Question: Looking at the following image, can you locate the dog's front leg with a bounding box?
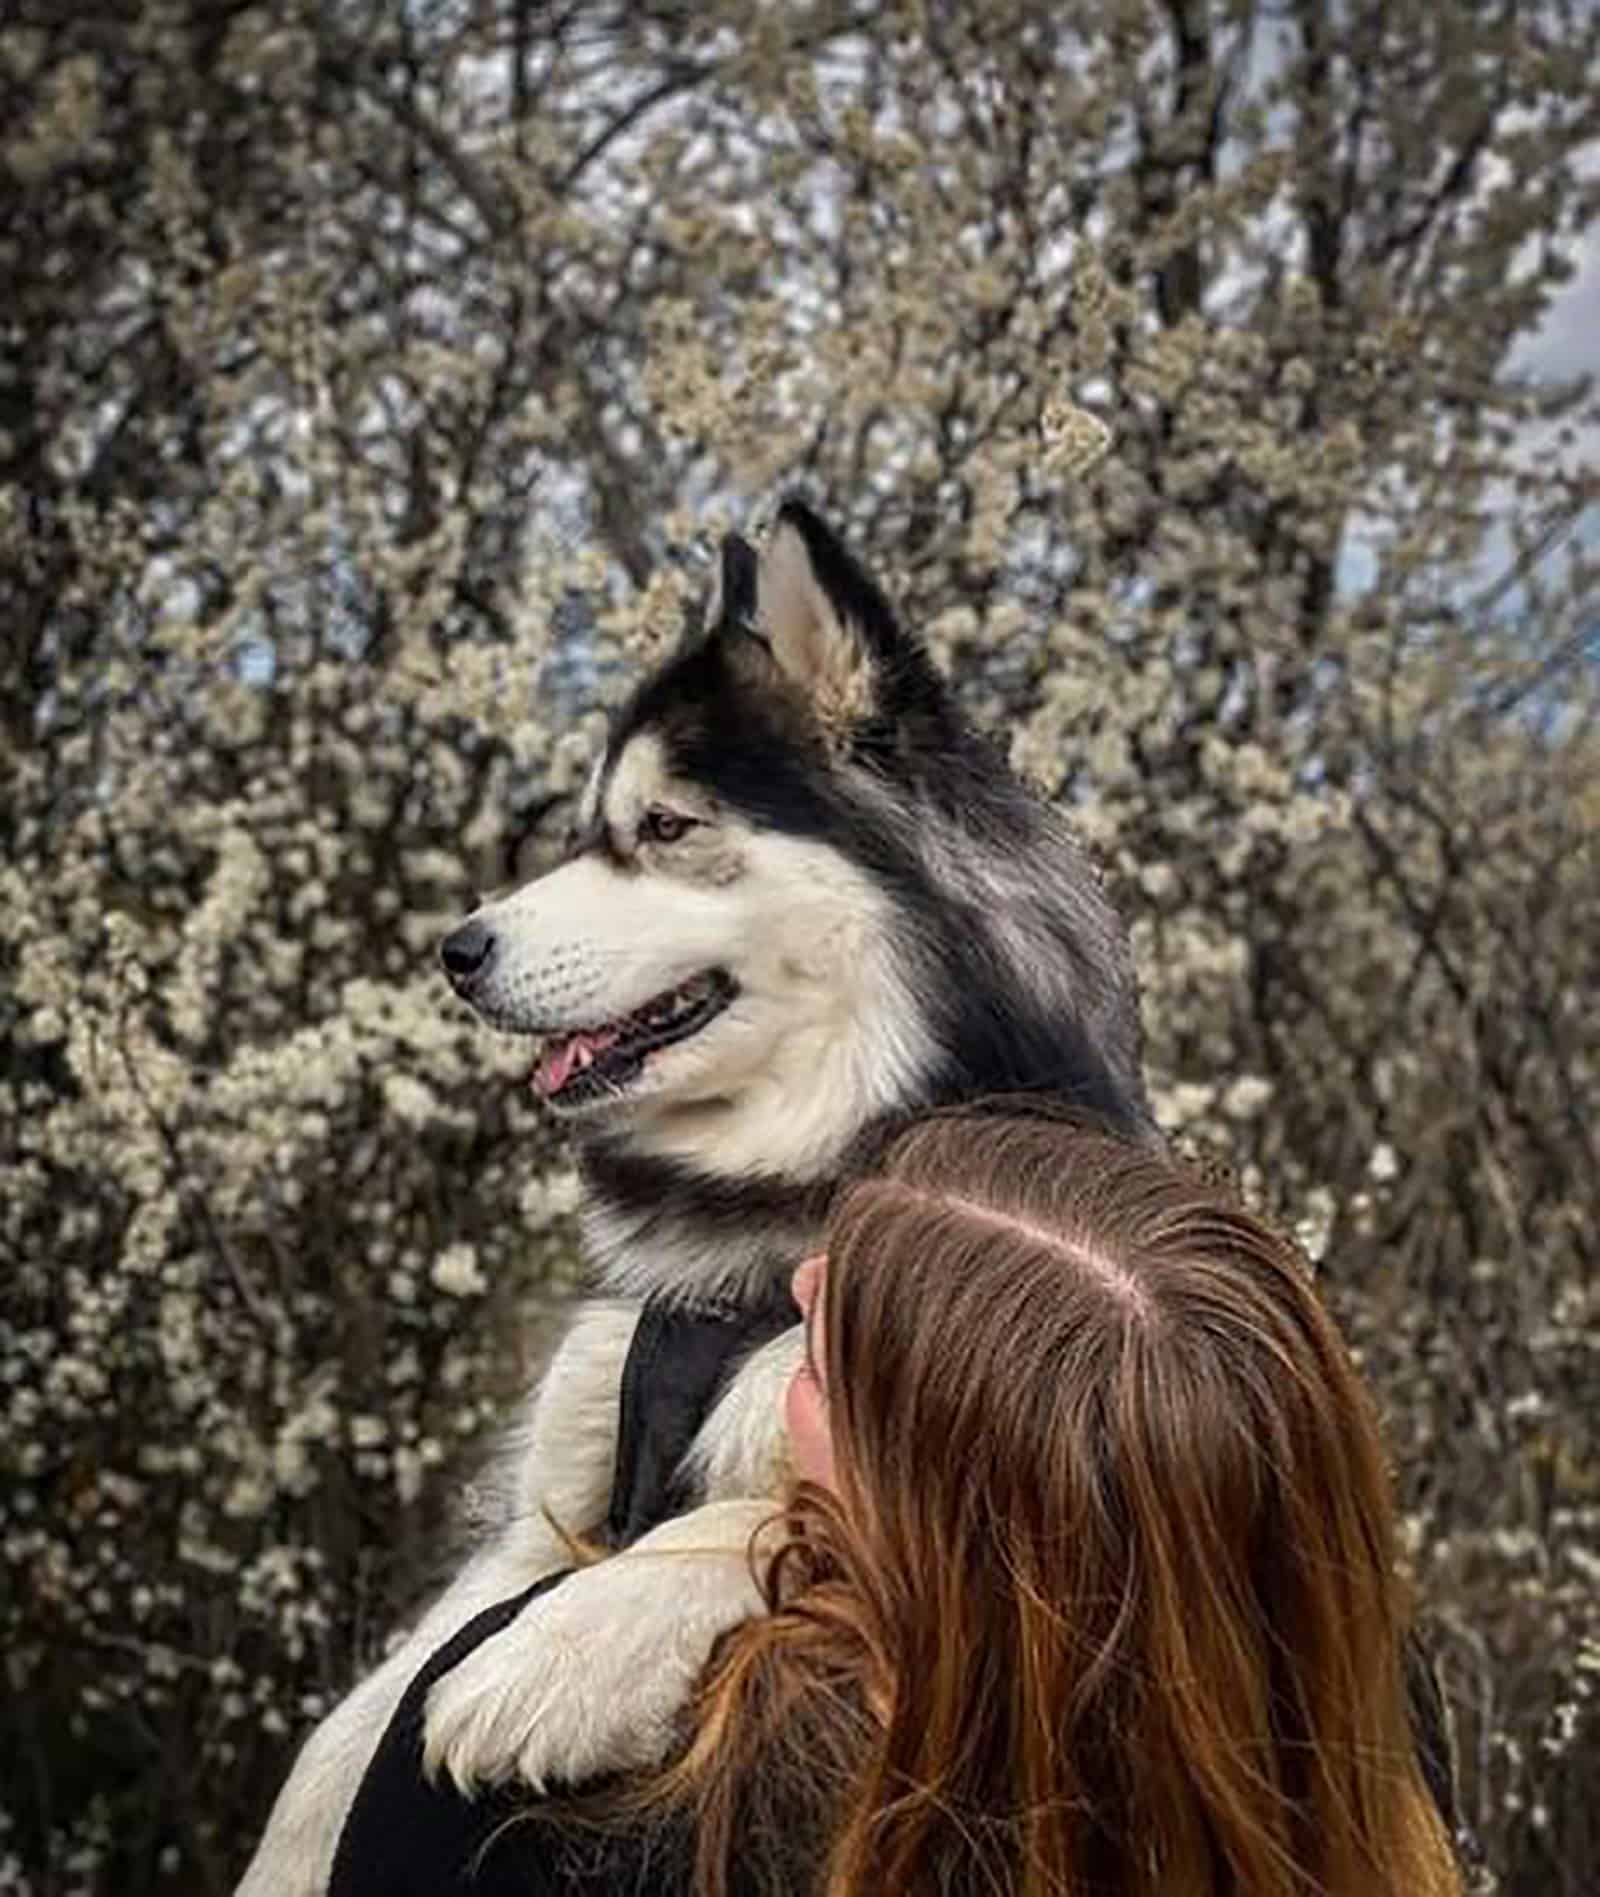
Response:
[422,1496,784,1797]
[235,1300,639,1897]
[422,1326,805,1797]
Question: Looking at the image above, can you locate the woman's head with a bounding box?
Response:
[771,1109,1450,1892]
[677,1109,1458,1896]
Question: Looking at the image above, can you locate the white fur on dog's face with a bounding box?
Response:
[461,731,935,1179]
[465,734,731,1035]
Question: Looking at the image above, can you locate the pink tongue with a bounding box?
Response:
[537,1040,580,1095]
[536,1026,621,1096]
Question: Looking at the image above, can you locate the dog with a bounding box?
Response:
[237,501,1149,1894]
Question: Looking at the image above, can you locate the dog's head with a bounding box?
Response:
[439,504,949,1172]
[441,501,1145,1179]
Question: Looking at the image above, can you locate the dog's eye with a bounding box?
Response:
[640,806,696,845]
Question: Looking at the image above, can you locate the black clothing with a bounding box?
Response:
[331,1294,800,1896]
[329,1569,708,1896]
[601,1294,797,1549]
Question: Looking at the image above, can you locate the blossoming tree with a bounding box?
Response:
[1,3,1595,1890]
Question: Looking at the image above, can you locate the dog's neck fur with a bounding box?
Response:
[578,1008,1152,1309]
[578,1137,840,1306]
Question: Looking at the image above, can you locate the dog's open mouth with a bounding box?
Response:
[531,969,737,1105]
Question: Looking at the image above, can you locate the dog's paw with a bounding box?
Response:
[422,1498,777,1796]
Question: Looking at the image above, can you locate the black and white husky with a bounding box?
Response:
[239,502,1149,1893]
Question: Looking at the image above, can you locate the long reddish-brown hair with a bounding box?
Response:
[643,1110,1460,1897]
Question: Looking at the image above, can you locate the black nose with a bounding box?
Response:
[440,919,495,988]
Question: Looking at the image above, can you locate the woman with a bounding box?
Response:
[333,1110,1461,1895]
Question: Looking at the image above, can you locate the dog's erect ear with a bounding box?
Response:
[747,501,899,739]
[703,532,759,637]
[755,517,875,735]
[713,501,945,745]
